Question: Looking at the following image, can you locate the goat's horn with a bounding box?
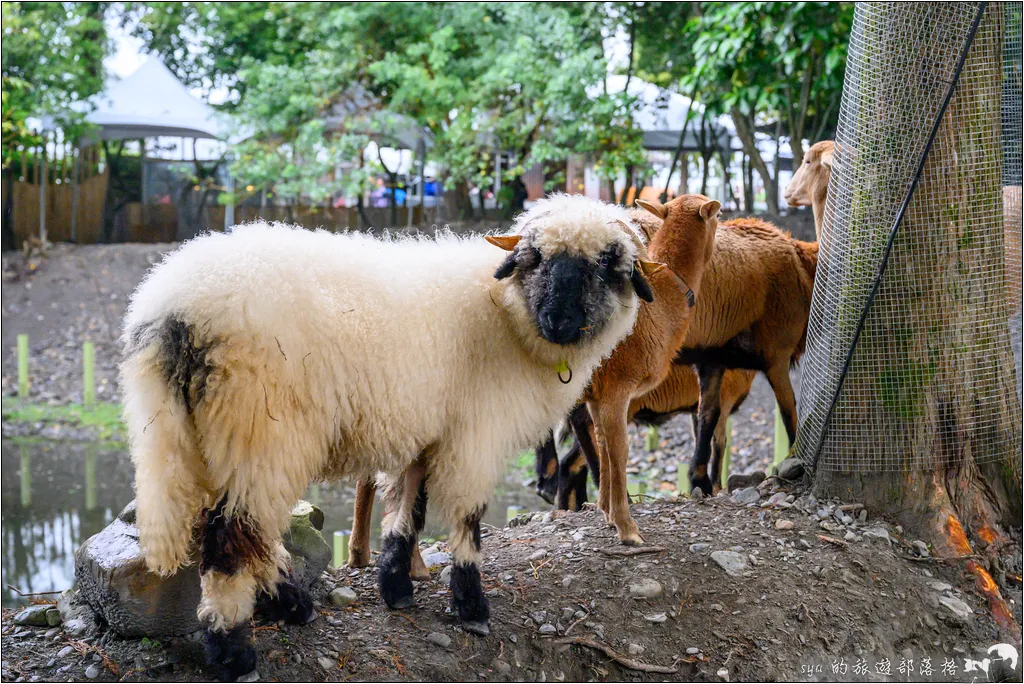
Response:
[637,259,666,276]
[486,235,522,251]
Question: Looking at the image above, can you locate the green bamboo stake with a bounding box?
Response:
[82,341,96,408]
[644,425,659,451]
[720,417,733,489]
[333,530,350,568]
[17,334,29,400]
[773,402,790,465]
[677,463,691,496]
[308,482,321,507]
[20,444,31,507]
[85,445,97,511]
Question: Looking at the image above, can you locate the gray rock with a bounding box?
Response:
[689,487,704,500]
[762,492,788,508]
[63,619,91,638]
[237,671,260,683]
[710,550,749,577]
[731,487,761,505]
[538,623,557,634]
[493,659,512,675]
[858,509,868,523]
[844,531,859,542]
[643,612,667,623]
[628,578,663,599]
[76,499,328,637]
[628,643,645,656]
[439,566,453,585]
[726,471,766,492]
[422,552,451,569]
[531,611,548,625]
[863,526,891,544]
[926,580,953,592]
[561,575,574,588]
[57,646,74,659]
[912,540,930,557]
[688,543,711,554]
[426,631,452,648]
[527,549,549,562]
[85,665,101,679]
[775,458,804,480]
[686,647,701,655]
[13,605,54,627]
[318,656,337,670]
[938,596,974,620]
[561,608,575,622]
[774,520,794,531]
[328,587,358,607]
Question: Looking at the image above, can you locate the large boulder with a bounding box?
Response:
[75,499,329,637]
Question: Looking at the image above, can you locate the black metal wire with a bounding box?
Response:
[809,1,989,470]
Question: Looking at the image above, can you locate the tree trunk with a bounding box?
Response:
[2,167,16,252]
[812,5,1020,640]
[731,108,779,216]
[742,155,753,213]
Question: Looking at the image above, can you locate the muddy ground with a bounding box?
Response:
[3,481,1022,683]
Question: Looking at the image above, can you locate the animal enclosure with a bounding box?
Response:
[796,2,1023,474]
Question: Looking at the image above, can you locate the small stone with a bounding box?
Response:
[858,509,868,522]
[926,580,953,592]
[561,608,575,622]
[63,619,90,637]
[318,656,337,670]
[709,603,724,612]
[527,549,549,562]
[731,487,761,506]
[628,643,645,656]
[531,611,547,625]
[727,471,766,492]
[561,576,574,588]
[762,492,788,508]
[572,532,584,542]
[628,578,663,599]
[717,667,730,681]
[798,539,812,550]
[688,543,711,554]
[57,646,74,659]
[775,458,804,480]
[841,515,854,525]
[689,487,704,500]
[493,659,512,675]
[774,520,794,531]
[538,623,557,635]
[710,550,749,578]
[426,631,452,648]
[863,526,891,544]
[938,595,973,620]
[237,671,259,683]
[844,531,858,542]
[328,587,358,607]
[912,540,930,557]
[85,665,101,679]
[686,647,700,655]
[643,612,667,624]
[422,552,452,569]
[439,566,453,585]
[44,628,59,638]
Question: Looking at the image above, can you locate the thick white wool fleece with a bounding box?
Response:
[123,197,641,574]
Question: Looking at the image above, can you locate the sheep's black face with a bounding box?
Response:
[502,243,632,346]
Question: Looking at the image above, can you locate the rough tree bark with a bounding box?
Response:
[731,109,779,216]
[812,5,1021,640]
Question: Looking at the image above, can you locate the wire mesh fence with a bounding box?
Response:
[797,2,1023,472]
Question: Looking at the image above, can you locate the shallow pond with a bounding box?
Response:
[0,439,549,607]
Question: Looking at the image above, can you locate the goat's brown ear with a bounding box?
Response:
[699,200,722,221]
[486,234,522,251]
[635,199,667,220]
[637,259,666,276]
[820,147,834,168]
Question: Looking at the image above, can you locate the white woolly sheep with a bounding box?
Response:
[119,194,658,679]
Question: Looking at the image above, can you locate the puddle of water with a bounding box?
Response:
[1,439,549,607]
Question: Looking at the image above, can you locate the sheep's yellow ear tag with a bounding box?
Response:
[486,234,522,251]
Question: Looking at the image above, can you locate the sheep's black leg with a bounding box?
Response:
[409,478,431,581]
[256,569,315,625]
[690,365,724,496]
[377,462,426,610]
[555,403,600,509]
[198,497,267,681]
[534,431,559,504]
[450,506,489,635]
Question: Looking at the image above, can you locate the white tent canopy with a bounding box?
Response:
[82,59,231,141]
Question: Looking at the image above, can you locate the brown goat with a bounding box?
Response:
[785,140,1020,309]
[667,212,818,496]
[583,194,721,544]
[535,365,755,509]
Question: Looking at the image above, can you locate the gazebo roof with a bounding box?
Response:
[83,59,230,141]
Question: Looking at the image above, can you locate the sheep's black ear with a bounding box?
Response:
[630,264,655,303]
[494,253,518,280]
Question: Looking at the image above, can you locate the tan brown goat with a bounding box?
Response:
[583,194,721,544]
[348,478,430,578]
[538,365,756,511]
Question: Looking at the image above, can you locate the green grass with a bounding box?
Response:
[1,398,126,441]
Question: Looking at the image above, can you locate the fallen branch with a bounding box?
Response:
[5,584,64,597]
[554,637,678,674]
[816,534,849,549]
[598,546,667,557]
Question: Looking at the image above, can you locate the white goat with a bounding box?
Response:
[120,194,657,679]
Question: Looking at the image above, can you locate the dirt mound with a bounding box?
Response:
[3,486,1019,682]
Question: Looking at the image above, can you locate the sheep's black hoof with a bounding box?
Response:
[451,563,489,629]
[204,624,257,682]
[378,533,415,610]
[536,476,557,505]
[256,578,316,625]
